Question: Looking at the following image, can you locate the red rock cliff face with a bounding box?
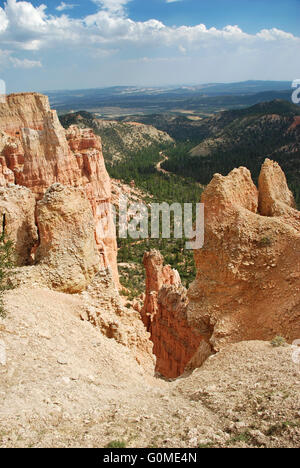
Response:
[141,250,207,378]
[0,93,118,286]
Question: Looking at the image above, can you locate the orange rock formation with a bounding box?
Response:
[289,115,300,130]
[189,159,300,352]
[0,185,38,266]
[141,250,205,378]
[143,160,300,377]
[0,93,118,286]
[35,184,101,293]
[142,250,181,329]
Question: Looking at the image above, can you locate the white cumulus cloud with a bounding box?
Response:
[0,0,298,54]
[0,0,299,86]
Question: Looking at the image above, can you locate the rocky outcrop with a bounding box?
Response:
[0,185,38,266]
[142,161,300,378]
[141,250,206,378]
[258,159,300,230]
[0,131,20,186]
[65,125,118,283]
[35,184,100,294]
[188,159,300,352]
[0,93,156,374]
[7,183,155,372]
[0,93,118,286]
[142,250,181,329]
[0,93,49,134]
[154,284,209,378]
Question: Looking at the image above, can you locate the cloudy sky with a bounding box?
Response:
[0,0,299,92]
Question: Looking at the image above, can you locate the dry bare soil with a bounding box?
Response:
[0,286,299,448]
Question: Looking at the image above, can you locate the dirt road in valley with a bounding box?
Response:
[156,152,171,175]
[156,151,205,190]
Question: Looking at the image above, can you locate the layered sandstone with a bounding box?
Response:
[141,250,206,378]
[0,93,49,134]
[0,93,118,286]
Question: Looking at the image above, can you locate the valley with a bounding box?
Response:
[58,97,300,298]
[117,100,300,207]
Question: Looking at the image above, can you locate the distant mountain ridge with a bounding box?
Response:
[46,81,293,115]
[125,99,300,147]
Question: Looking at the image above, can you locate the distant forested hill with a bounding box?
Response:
[59,111,173,163]
[160,100,300,206]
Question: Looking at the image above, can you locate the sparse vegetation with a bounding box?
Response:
[259,237,272,247]
[59,112,172,163]
[227,431,252,445]
[119,264,145,300]
[270,336,287,347]
[198,442,214,448]
[266,420,300,436]
[105,440,127,448]
[0,220,15,319]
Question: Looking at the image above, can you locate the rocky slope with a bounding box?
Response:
[59,111,173,164]
[189,101,300,160]
[0,93,118,286]
[1,288,299,448]
[1,181,155,374]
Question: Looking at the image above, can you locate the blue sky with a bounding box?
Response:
[0,0,299,92]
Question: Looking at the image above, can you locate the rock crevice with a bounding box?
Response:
[141,250,208,378]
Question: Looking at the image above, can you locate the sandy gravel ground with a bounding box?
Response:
[0,286,299,448]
